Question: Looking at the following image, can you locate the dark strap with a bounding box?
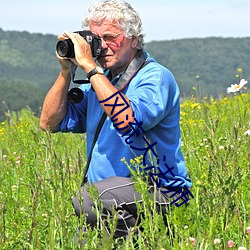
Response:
[81,50,149,185]
[115,49,147,91]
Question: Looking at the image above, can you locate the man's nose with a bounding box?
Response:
[101,38,108,49]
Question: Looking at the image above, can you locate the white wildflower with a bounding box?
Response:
[244,130,250,136]
[214,238,221,244]
[238,247,246,250]
[227,79,248,93]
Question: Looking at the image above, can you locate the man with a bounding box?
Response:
[40,0,192,243]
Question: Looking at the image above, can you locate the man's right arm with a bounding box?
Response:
[40,69,71,132]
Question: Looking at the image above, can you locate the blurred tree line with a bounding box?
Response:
[0,28,249,120]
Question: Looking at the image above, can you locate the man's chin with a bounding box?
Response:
[98,59,113,69]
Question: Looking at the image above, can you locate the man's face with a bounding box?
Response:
[89,20,138,73]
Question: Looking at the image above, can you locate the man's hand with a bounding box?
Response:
[62,31,96,73]
[56,33,79,71]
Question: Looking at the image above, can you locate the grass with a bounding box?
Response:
[0,93,249,249]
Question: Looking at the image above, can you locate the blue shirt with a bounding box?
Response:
[57,52,192,188]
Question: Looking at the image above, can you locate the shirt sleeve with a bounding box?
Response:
[128,62,180,131]
[57,85,89,133]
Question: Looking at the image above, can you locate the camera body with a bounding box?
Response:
[56,30,102,58]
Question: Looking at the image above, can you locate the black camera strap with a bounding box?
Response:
[81,50,150,186]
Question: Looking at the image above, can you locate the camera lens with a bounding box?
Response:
[68,88,84,103]
[56,39,74,58]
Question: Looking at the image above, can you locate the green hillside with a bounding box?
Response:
[0,29,59,87]
[0,28,249,120]
[0,29,60,120]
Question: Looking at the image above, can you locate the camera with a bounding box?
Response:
[56,30,102,58]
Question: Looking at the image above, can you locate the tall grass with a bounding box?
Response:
[0,93,249,249]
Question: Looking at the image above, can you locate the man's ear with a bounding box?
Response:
[131,36,139,48]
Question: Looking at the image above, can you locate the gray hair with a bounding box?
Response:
[82,0,145,49]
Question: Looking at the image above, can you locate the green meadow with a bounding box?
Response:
[0,91,249,249]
